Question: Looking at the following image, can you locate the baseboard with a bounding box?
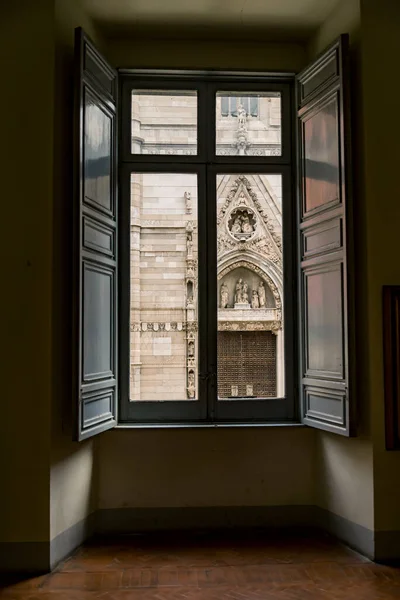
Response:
[96,505,315,534]
[50,511,96,570]
[315,507,375,559]
[0,513,96,574]
[3,507,399,572]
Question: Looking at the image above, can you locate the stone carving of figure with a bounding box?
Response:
[237,103,247,129]
[232,215,242,234]
[220,283,229,308]
[241,212,253,234]
[188,340,195,356]
[184,191,192,214]
[187,371,195,399]
[242,281,249,304]
[235,278,243,304]
[186,232,193,257]
[251,290,260,309]
[258,280,266,308]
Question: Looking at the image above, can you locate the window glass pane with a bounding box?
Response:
[216,173,284,399]
[130,173,198,401]
[216,92,281,156]
[221,96,229,117]
[131,91,197,155]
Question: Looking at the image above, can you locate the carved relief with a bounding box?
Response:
[218,321,282,332]
[228,208,257,240]
[218,261,282,311]
[184,191,192,214]
[187,369,195,399]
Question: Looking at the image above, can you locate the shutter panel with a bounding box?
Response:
[296,35,355,435]
[73,28,118,440]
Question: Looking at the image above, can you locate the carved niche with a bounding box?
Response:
[228,207,257,241]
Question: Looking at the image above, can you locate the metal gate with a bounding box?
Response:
[217,331,277,398]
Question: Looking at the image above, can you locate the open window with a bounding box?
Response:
[73,30,354,436]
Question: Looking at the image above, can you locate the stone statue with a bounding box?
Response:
[241,212,253,233]
[258,281,266,308]
[251,290,260,309]
[184,191,192,214]
[187,371,195,399]
[237,103,247,129]
[186,232,193,257]
[242,281,249,304]
[232,216,242,234]
[188,340,195,356]
[235,278,243,303]
[220,283,229,308]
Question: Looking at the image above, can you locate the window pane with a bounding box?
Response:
[131,91,197,155]
[216,174,284,399]
[221,96,229,117]
[130,173,198,401]
[216,92,281,156]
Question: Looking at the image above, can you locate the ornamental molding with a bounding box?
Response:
[130,321,198,332]
[218,320,282,333]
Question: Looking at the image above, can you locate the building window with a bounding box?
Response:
[221,96,259,117]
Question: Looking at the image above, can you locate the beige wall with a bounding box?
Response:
[0,0,54,544]
[307,0,376,531]
[107,38,307,72]
[99,428,316,509]
[50,0,106,541]
[361,0,400,533]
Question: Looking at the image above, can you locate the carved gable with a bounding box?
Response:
[217,175,282,265]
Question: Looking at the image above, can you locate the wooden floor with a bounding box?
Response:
[1,531,400,599]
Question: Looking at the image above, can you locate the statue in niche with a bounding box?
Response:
[234,278,250,305]
[186,296,194,309]
[241,213,253,234]
[186,231,193,257]
[184,191,192,214]
[251,290,260,309]
[237,103,247,129]
[188,340,195,357]
[228,209,256,238]
[220,283,229,309]
[187,370,195,399]
[235,278,244,304]
[231,215,242,234]
[258,280,266,308]
[242,281,249,304]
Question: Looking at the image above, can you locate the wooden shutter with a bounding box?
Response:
[73,28,118,440]
[296,35,355,435]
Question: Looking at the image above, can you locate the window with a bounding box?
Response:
[220,96,259,117]
[74,29,354,437]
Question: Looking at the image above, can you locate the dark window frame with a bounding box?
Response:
[117,72,297,425]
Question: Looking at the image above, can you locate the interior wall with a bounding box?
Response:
[308,0,375,533]
[99,428,316,510]
[0,0,54,545]
[50,0,106,542]
[360,0,400,534]
[106,38,307,72]
[97,37,316,514]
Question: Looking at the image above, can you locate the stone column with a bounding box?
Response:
[276,327,285,397]
[131,94,143,154]
[130,175,142,400]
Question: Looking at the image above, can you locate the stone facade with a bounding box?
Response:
[130,92,283,400]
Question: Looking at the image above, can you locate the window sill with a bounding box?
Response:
[115,421,305,430]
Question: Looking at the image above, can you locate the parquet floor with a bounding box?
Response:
[1,530,400,599]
